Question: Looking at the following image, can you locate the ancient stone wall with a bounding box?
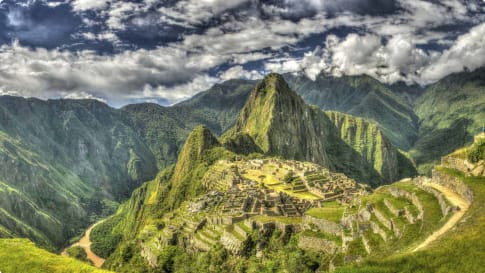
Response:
[383,199,401,217]
[432,168,474,204]
[303,215,342,235]
[388,186,424,220]
[369,220,387,241]
[297,235,339,253]
[415,183,452,217]
[441,157,470,173]
[220,230,245,254]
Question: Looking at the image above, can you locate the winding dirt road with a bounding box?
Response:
[412,182,469,252]
[62,219,107,268]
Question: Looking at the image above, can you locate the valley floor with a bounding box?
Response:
[62,219,108,268]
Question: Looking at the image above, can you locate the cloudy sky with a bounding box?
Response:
[0,0,484,106]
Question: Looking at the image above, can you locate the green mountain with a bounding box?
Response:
[89,74,431,273]
[325,111,416,182]
[0,68,484,271]
[91,93,483,273]
[0,80,253,250]
[411,68,485,173]
[0,97,158,250]
[226,73,414,185]
[284,73,420,150]
[121,79,255,169]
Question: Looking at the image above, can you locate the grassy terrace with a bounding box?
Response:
[0,239,112,273]
[336,170,485,273]
[356,181,451,257]
[305,207,345,223]
[300,230,342,244]
[252,215,302,225]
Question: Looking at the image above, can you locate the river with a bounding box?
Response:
[61,219,108,268]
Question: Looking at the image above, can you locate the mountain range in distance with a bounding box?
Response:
[0,68,484,273]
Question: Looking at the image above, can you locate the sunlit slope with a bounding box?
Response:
[0,239,113,273]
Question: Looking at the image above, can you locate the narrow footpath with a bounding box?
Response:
[412,182,469,252]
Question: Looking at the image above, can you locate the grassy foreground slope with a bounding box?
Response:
[336,166,485,272]
[0,239,113,273]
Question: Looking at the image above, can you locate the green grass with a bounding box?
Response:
[252,215,302,225]
[336,171,485,272]
[305,207,344,223]
[90,216,122,259]
[0,239,112,273]
[66,246,91,264]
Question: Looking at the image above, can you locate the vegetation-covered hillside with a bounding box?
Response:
[0,98,158,250]
[412,68,485,173]
[284,73,420,150]
[227,73,414,185]
[92,124,479,273]
[0,238,113,273]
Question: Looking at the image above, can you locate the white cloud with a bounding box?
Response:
[0,41,229,106]
[71,0,109,12]
[82,31,120,44]
[219,65,263,80]
[141,74,219,104]
[63,91,107,103]
[266,21,485,85]
[421,23,485,83]
[157,0,250,26]
[1,0,483,106]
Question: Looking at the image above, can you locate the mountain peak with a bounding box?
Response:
[232,73,305,152]
[253,73,296,99]
[178,125,220,160]
[229,73,333,166]
[168,125,221,208]
[172,125,220,181]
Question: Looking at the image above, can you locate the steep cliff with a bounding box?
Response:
[325,111,416,182]
[284,73,420,150]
